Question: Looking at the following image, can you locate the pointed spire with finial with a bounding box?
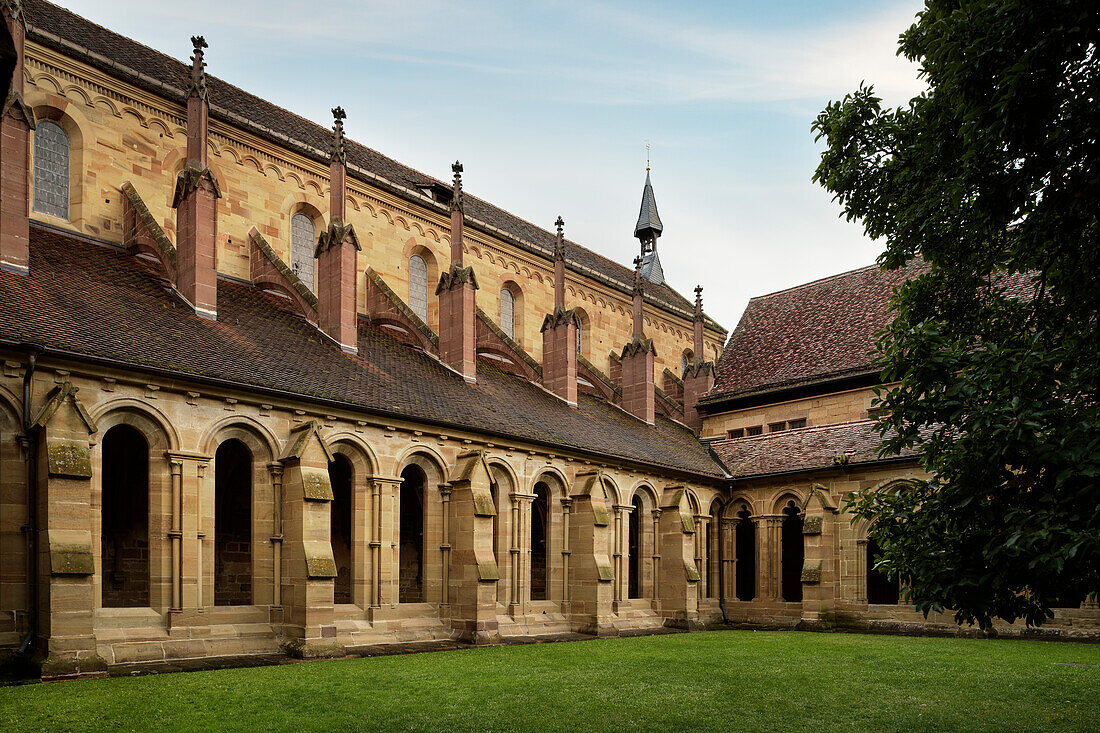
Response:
[553,216,566,308]
[694,285,703,316]
[634,158,665,286]
[330,106,347,165]
[450,160,464,213]
[189,35,208,101]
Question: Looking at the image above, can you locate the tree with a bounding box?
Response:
[812,0,1099,629]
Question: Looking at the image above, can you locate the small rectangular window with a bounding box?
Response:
[788,418,807,429]
[727,428,744,439]
[768,421,787,433]
[746,425,763,436]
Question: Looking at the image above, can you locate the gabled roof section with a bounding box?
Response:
[705,260,928,404]
[0,225,724,479]
[711,420,917,479]
[22,0,724,337]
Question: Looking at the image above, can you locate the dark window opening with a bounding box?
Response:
[101,425,150,608]
[628,495,642,599]
[788,418,807,429]
[867,536,900,605]
[727,428,744,439]
[734,507,755,601]
[330,454,353,605]
[399,465,425,603]
[746,425,763,436]
[531,483,549,601]
[781,501,804,603]
[215,439,252,606]
[768,421,787,433]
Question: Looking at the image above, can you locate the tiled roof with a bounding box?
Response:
[0,226,724,479]
[707,261,928,401]
[710,420,917,479]
[23,0,724,336]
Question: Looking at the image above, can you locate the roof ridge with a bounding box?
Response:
[747,261,884,302]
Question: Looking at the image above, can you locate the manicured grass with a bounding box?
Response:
[1,631,1098,731]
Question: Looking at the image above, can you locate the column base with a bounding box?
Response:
[450,619,502,646]
[35,651,109,680]
[282,638,346,659]
[576,621,619,637]
[662,614,705,631]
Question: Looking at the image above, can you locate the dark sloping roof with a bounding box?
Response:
[0,226,724,478]
[707,261,927,401]
[23,0,723,335]
[710,420,916,479]
[634,171,663,239]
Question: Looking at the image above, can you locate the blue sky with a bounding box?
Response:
[62,0,926,332]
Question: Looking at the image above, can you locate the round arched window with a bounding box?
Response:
[290,213,316,290]
[33,120,70,219]
[408,254,428,322]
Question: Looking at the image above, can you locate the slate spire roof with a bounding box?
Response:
[634,170,665,286]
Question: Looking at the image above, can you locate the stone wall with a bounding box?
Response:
[22,42,723,381]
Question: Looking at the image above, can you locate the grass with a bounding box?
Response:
[0,630,1098,732]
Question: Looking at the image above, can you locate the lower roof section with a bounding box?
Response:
[710,419,917,480]
[0,225,724,480]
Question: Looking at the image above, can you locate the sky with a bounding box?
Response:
[59,0,927,333]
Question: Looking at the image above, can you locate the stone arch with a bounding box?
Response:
[488,459,518,605]
[573,306,591,360]
[770,490,806,516]
[393,445,448,485]
[88,398,180,452]
[599,474,621,506]
[0,382,21,426]
[305,179,325,197]
[199,415,281,460]
[627,482,658,600]
[404,241,440,327]
[531,466,569,500]
[325,432,379,477]
[396,448,445,604]
[147,117,174,138]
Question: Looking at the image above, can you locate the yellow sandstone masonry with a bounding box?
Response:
[21,41,723,380]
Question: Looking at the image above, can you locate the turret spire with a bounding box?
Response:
[634,168,665,286]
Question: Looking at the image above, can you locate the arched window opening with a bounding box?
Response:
[500,287,516,340]
[574,308,590,357]
[866,536,900,605]
[781,500,804,603]
[215,439,252,606]
[399,464,425,603]
[681,349,694,375]
[628,495,642,599]
[408,254,428,322]
[33,119,70,219]
[290,213,316,291]
[330,454,353,605]
[531,483,549,601]
[735,506,755,601]
[101,425,149,608]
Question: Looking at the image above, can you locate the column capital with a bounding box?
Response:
[438,481,453,499]
[165,450,212,463]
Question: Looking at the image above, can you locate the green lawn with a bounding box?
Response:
[1,630,1098,732]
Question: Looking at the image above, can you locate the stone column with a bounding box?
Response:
[369,476,400,611]
[612,505,624,607]
[278,421,343,658]
[268,463,284,609]
[447,451,500,644]
[800,493,837,625]
[763,516,782,601]
[721,518,736,605]
[438,483,452,608]
[695,515,707,599]
[31,381,105,678]
[560,497,572,608]
[567,471,616,636]
[658,488,701,630]
[168,458,184,610]
[651,509,662,610]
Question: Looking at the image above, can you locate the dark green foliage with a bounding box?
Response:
[813,0,1100,628]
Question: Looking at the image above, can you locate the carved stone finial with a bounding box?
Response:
[553,217,566,261]
[450,161,463,213]
[188,35,208,100]
[694,285,703,309]
[330,106,347,164]
[1,1,24,22]
[633,255,644,294]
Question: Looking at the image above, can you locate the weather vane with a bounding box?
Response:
[645,140,651,171]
